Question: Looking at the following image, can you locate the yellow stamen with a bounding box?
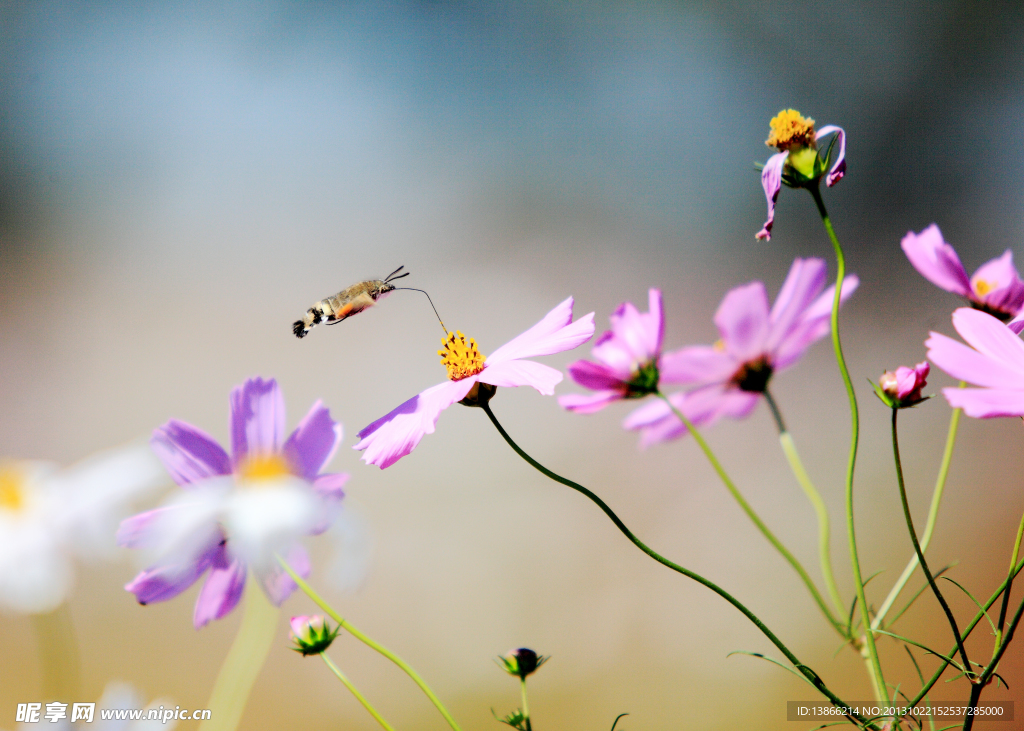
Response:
[765,109,817,150]
[972,278,994,297]
[713,339,726,352]
[439,330,486,381]
[0,462,26,513]
[237,454,292,482]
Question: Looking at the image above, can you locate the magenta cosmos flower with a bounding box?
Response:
[901,224,1024,326]
[926,308,1024,418]
[119,377,347,628]
[756,109,846,241]
[355,297,595,468]
[558,289,669,413]
[623,258,858,447]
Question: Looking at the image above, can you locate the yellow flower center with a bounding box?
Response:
[439,331,486,381]
[237,454,292,482]
[972,278,995,297]
[765,109,817,151]
[0,462,27,513]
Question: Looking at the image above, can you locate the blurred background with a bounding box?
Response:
[2,1,1024,728]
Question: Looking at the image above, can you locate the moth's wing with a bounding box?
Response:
[326,292,376,324]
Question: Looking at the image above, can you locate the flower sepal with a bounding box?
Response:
[289,614,340,656]
[459,382,497,408]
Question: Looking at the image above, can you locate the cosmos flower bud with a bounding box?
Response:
[498,648,548,680]
[289,615,339,656]
[874,361,930,409]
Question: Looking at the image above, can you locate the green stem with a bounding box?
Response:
[964,595,1024,731]
[520,678,531,731]
[320,654,395,731]
[480,402,875,728]
[874,399,962,630]
[277,558,461,731]
[891,408,971,675]
[809,185,886,703]
[198,579,280,731]
[993,509,1024,654]
[903,556,1024,710]
[31,603,80,702]
[656,391,843,632]
[764,389,846,623]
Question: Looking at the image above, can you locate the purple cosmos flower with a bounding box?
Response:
[355,297,595,469]
[926,308,1024,418]
[558,289,667,413]
[623,258,858,447]
[119,377,347,629]
[901,224,1024,326]
[756,109,846,241]
[876,361,930,409]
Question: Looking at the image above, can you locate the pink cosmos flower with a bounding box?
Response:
[757,110,846,241]
[623,258,858,447]
[926,308,1024,418]
[876,361,930,408]
[355,297,595,468]
[119,377,347,629]
[901,224,1024,326]
[558,289,669,413]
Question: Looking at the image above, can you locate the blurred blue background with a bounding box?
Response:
[2,2,1023,729]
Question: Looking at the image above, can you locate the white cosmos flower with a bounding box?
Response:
[0,446,164,614]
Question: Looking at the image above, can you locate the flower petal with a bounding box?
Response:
[900,225,971,297]
[766,258,827,350]
[193,550,247,629]
[477,359,564,395]
[942,386,1024,418]
[354,379,475,469]
[310,472,349,535]
[623,386,757,448]
[714,282,771,362]
[283,400,343,480]
[150,420,231,487]
[125,536,221,606]
[773,274,858,371]
[755,151,788,241]
[486,298,596,364]
[566,359,628,391]
[658,345,737,385]
[926,331,1024,388]
[558,390,624,414]
[815,125,846,187]
[951,307,1024,370]
[255,543,309,606]
[230,377,286,465]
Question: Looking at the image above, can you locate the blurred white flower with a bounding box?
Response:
[2,681,178,731]
[0,446,164,614]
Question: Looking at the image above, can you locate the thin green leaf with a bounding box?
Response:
[885,564,956,629]
[903,646,935,731]
[939,576,998,636]
[846,593,859,637]
[726,651,820,690]
[873,630,965,673]
[609,713,628,731]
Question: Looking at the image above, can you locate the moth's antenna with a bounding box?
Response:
[384,265,406,283]
[394,287,448,335]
